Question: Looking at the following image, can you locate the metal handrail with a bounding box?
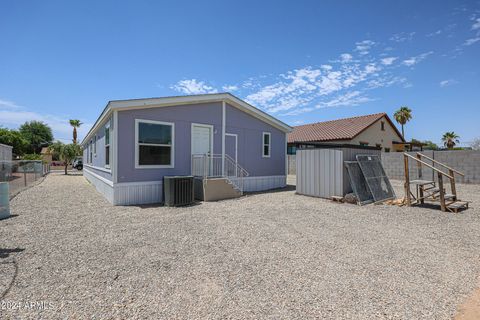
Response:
[224,154,249,177]
[403,153,454,179]
[415,152,465,177]
[191,153,249,193]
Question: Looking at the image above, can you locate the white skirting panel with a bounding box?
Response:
[243,175,286,192]
[113,181,163,205]
[83,169,114,204]
[84,172,284,205]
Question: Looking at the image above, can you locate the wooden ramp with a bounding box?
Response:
[403,152,469,213]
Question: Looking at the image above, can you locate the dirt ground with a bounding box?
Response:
[1,173,479,319]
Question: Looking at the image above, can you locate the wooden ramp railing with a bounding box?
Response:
[403,152,468,212]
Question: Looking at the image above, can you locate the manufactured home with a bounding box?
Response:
[81,93,292,205]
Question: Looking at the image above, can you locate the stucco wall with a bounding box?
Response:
[346,116,403,151]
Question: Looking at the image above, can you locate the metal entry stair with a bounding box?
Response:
[404,153,469,213]
[191,153,249,201]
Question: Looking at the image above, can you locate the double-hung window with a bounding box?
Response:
[105,126,110,167]
[135,119,174,168]
[262,132,271,158]
[93,135,97,156]
[89,140,93,163]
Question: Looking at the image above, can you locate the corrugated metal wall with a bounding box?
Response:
[0,144,13,161]
[296,149,343,198]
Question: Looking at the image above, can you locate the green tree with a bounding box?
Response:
[22,153,43,160]
[48,141,82,175]
[0,127,29,156]
[422,140,439,150]
[442,132,460,149]
[19,121,53,153]
[69,119,82,144]
[393,106,412,139]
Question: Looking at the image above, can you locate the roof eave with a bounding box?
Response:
[81,93,292,146]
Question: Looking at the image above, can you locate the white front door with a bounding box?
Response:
[191,124,213,176]
[191,124,212,155]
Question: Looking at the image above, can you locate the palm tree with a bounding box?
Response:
[393,106,412,139]
[69,120,82,144]
[442,132,460,149]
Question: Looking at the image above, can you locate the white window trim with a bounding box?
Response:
[135,119,175,169]
[262,132,271,158]
[105,126,111,169]
[225,133,238,164]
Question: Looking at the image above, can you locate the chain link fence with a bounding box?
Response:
[1,160,50,219]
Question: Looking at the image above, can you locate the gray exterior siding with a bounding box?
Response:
[225,104,285,176]
[114,102,286,183]
[83,117,113,181]
[116,102,222,183]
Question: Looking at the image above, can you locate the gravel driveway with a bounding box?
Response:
[1,173,480,319]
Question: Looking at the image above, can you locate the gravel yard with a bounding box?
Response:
[1,173,480,319]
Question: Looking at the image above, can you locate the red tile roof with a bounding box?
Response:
[288,113,404,143]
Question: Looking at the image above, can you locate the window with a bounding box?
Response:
[105,126,110,167]
[93,135,97,155]
[381,121,385,131]
[262,132,271,157]
[287,145,296,155]
[89,141,93,164]
[384,147,390,153]
[135,119,174,167]
[359,141,369,147]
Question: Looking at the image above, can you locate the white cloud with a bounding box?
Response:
[355,40,375,55]
[464,37,480,46]
[390,32,416,42]
[316,91,372,108]
[283,91,372,116]
[292,120,305,125]
[439,79,458,87]
[0,99,22,109]
[402,51,434,66]
[246,59,390,115]
[381,57,398,65]
[426,30,442,37]
[472,18,480,30]
[171,79,218,95]
[0,99,92,143]
[340,53,353,63]
[222,85,238,92]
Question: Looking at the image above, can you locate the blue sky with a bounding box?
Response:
[1,0,479,146]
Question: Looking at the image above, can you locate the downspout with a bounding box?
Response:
[221,101,226,176]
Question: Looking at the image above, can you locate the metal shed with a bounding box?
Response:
[0,144,13,161]
[296,145,381,198]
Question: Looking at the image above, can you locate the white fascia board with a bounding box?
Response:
[82,93,292,145]
[108,93,293,132]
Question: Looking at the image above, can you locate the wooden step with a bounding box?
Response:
[410,179,435,186]
[447,201,469,213]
